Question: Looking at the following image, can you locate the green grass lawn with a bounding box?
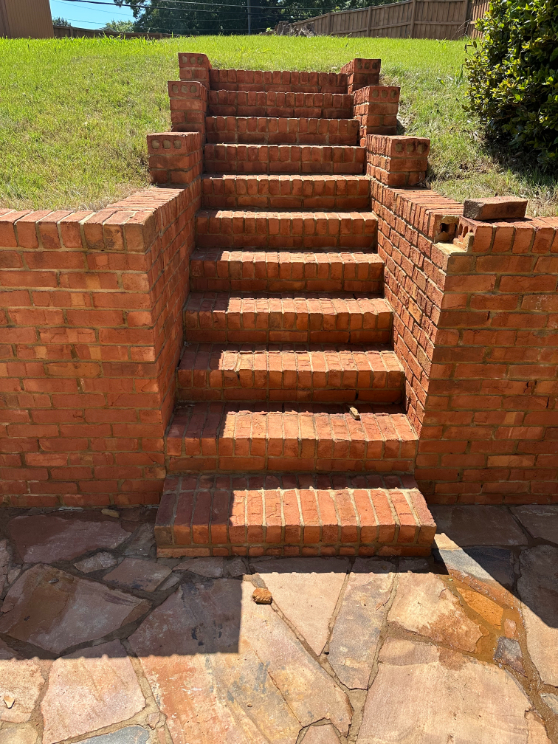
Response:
[1,35,556,215]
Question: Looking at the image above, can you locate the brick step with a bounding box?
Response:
[204,144,365,175]
[205,117,359,145]
[177,344,404,404]
[207,91,353,119]
[183,292,392,344]
[189,249,383,293]
[208,69,348,94]
[165,403,418,474]
[201,175,370,211]
[195,210,377,250]
[155,473,436,558]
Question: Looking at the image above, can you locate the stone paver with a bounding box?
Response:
[41,641,145,744]
[432,505,528,548]
[74,552,119,574]
[328,560,394,689]
[0,565,149,654]
[8,515,129,563]
[357,639,551,744]
[104,557,171,592]
[303,725,341,744]
[0,640,45,723]
[77,727,150,744]
[494,637,525,676]
[0,505,556,744]
[130,579,352,743]
[511,506,558,545]
[122,524,155,557]
[0,725,38,744]
[437,547,515,588]
[0,540,9,596]
[389,573,484,652]
[518,545,558,687]
[251,557,349,655]
[174,556,225,577]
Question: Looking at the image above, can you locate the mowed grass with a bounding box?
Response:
[1,35,556,214]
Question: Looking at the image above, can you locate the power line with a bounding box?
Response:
[55,0,330,16]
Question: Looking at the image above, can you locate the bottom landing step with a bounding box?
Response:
[155,473,436,558]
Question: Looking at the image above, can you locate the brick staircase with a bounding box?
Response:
[154,55,437,558]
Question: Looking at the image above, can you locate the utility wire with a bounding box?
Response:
[55,0,332,16]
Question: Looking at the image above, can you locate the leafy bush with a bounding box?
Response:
[465,0,558,169]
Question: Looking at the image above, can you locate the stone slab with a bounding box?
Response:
[0,565,149,654]
[303,725,341,744]
[130,579,351,743]
[123,524,155,557]
[174,557,225,577]
[41,641,145,744]
[388,573,484,652]
[518,545,558,687]
[251,557,349,655]
[0,725,38,744]
[74,552,118,574]
[328,560,394,689]
[0,639,45,723]
[511,506,558,545]
[0,541,9,597]
[76,727,149,744]
[8,515,129,563]
[431,506,528,548]
[104,558,171,592]
[437,547,515,589]
[494,637,525,676]
[358,639,550,744]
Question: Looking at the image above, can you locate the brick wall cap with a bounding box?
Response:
[463,196,528,221]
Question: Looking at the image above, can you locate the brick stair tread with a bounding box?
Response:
[207,91,353,119]
[165,402,417,473]
[155,472,436,558]
[205,116,359,145]
[183,291,392,345]
[204,144,365,176]
[208,69,348,93]
[201,174,370,211]
[177,343,404,403]
[195,209,378,250]
[189,248,383,293]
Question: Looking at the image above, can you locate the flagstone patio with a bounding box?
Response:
[0,504,557,744]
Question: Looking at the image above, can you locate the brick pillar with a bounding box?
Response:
[178,52,211,86]
[168,81,208,137]
[353,86,400,145]
[367,134,429,187]
[147,131,203,186]
[340,58,381,94]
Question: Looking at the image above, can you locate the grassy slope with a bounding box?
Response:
[0,35,556,214]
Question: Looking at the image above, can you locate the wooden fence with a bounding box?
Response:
[53,25,172,40]
[283,0,489,40]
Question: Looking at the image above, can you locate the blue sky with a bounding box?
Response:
[50,0,135,28]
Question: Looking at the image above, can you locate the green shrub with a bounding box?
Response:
[465,0,558,169]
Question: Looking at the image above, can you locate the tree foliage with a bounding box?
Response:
[465,0,558,169]
[116,0,394,36]
[103,20,136,32]
[52,17,72,26]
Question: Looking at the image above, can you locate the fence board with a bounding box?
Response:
[284,0,488,40]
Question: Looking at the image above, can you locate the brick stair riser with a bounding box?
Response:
[183,294,393,345]
[195,211,378,251]
[208,91,353,119]
[208,69,348,94]
[189,250,383,293]
[177,346,404,404]
[201,175,371,211]
[165,406,417,474]
[204,144,365,176]
[205,117,359,146]
[156,474,435,558]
